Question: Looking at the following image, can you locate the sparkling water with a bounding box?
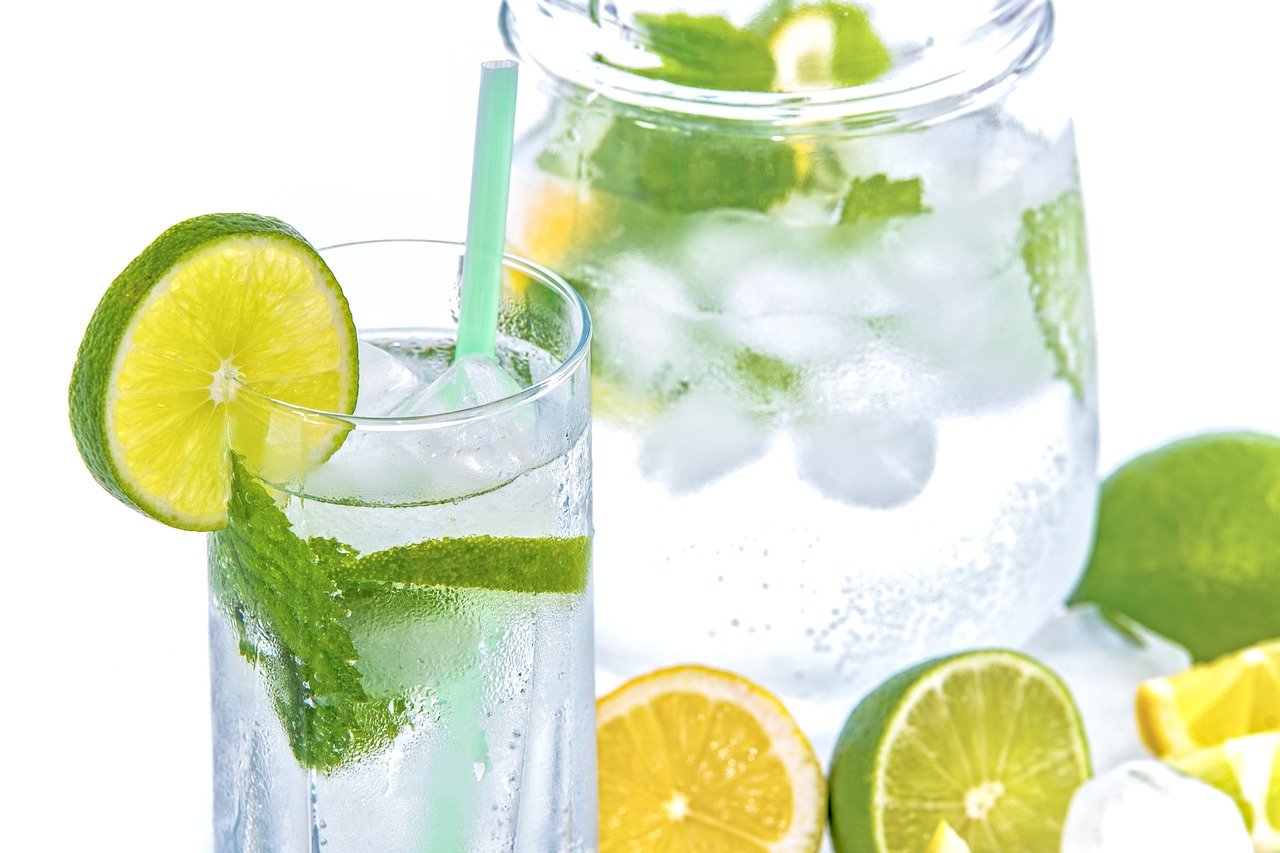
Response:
[511,98,1098,753]
[208,332,595,851]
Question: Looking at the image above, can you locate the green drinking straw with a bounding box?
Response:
[455,59,519,362]
[421,60,520,849]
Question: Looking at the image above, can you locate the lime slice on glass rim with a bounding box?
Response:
[829,649,1091,852]
[69,213,358,531]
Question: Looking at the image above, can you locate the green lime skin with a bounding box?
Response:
[68,213,354,531]
[1070,431,1280,662]
[829,649,1089,852]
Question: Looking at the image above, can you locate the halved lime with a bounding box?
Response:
[69,213,358,530]
[829,650,1091,852]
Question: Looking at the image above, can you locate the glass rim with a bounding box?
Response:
[501,0,1052,127]
[233,238,592,432]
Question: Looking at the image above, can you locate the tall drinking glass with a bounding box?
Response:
[503,0,1098,751]
[207,240,595,850]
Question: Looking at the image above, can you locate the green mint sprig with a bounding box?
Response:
[840,174,927,223]
[211,457,591,771]
[1020,189,1093,399]
[210,460,402,773]
[590,118,798,214]
[618,12,778,92]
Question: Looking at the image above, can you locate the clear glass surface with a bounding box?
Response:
[504,0,1098,754]
[206,240,596,851]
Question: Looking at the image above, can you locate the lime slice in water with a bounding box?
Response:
[69,213,358,530]
[829,649,1091,852]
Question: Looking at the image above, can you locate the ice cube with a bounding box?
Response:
[793,411,936,509]
[638,391,770,494]
[1024,606,1191,772]
[354,341,424,416]
[724,313,874,365]
[588,257,707,395]
[304,356,539,507]
[888,258,1055,414]
[395,354,525,417]
[1061,761,1253,852]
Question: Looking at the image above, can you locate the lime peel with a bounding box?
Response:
[830,649,1091,852]
[69,213,358,530]
[1070,432,1280,662]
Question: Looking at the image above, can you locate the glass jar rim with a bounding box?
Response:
[234,238,592,432]
[501,0,1053,127]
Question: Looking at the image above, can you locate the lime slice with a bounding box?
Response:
[69,213,358,530]
[1069,432,1280,662]
[342,535,591,596]
[1169,732,1280,851]
[829,649,1091,852]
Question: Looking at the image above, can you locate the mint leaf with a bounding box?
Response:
[839,174,927,224]
[819,2,892,87]
[210,456,592,772]
[591,118,797,214]
[734,349,801,409]
[1020,189,1093,399]
[210,460,402,773]
[620,13,776,92]
[747,0,798,36]
[610,4,890,92]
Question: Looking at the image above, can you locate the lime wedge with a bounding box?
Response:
[926,820,971,853]
[69,213,358,530]
[829,649,1091,852]
[1169,732,1280,851]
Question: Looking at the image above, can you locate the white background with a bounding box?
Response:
[3,1,1278,848]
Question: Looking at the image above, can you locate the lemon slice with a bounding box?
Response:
[829,650,1091,852]
[509,177,614,271]
[1169,732,1280,852]
[69,213,357,530]
[597,665,826,852]
[1136,639,1280,757]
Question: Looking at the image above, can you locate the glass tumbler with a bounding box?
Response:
[207,240,595,850]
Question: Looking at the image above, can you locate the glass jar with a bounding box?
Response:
[503,0,1097,751]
